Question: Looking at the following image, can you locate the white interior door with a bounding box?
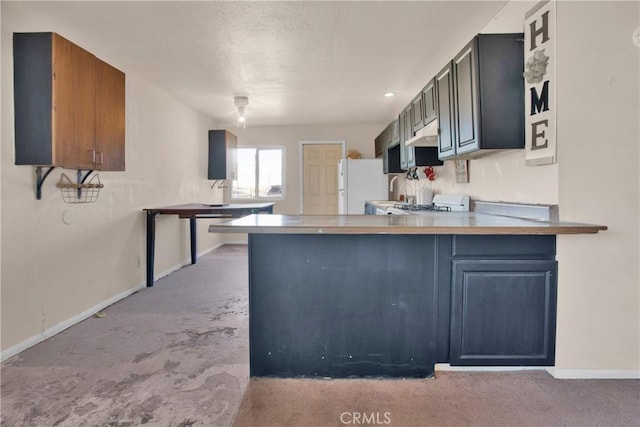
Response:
[302,144,343,214]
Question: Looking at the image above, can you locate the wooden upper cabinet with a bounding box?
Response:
[52,34,96,169]
[14,32,125,170]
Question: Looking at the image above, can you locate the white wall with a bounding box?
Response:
[554,0,639,377]
[394,1,559,205]
[1,4,225,355]
[232,124,381,215]
[395,0,639,376]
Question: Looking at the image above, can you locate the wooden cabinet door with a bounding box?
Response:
[52,34,96,169]
[95,58,125,171]
[435,63,455,159]
[226,131,238,180]
[422,79,437,125]
[452,40,480,156]
[450,259,557,366]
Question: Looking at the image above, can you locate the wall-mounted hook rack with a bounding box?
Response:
[35,166,56,200]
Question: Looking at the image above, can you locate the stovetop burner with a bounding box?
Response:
[392,203,452,212]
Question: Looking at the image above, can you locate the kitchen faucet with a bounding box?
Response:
[389,175,399,191]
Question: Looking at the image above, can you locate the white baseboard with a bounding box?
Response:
[222,239,248,245]
[435,364,640,379]
[547,367,640,379]
[435,363,546,372]
[1,242,230,362]
[1,281,146,362]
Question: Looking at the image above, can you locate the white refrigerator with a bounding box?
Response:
[337,158,388,214]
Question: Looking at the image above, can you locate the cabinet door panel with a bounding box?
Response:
[422,79,437,125]
[411,93,424,133]
[53,34,96,169]
[399,110,408,169]
[374,135,383,159]
[453,42,480,154]
[391,118,400,145]
[450,260,557,366]
[435,63,455,159]
[95,58,125,171]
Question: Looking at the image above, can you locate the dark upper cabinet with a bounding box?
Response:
[390,117,400,145]
[380,118,402,174]
[436,34,524,160]
[399,108,408,170]
[453,41,480,156]
[208,130,237,180]
[411,93,424,133]
[435,62,456,159]
[399,105,414,170]
[385,143,403,174]
[374,134,384,159]
[422,79,437,125]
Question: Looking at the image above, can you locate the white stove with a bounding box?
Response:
[385,194,470,215]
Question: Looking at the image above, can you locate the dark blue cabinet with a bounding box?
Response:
[449,258,557,366]
[436,34,525,160]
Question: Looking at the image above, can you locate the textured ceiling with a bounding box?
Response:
[5,1,507,127]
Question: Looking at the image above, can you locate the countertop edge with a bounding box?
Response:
[208,216,607,236]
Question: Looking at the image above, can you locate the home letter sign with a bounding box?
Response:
[524,1,556,166]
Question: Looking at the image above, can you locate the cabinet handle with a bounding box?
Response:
[92,150,96,163]
[97,151,104,165]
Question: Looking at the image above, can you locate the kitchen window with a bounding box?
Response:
[231,147,285,200]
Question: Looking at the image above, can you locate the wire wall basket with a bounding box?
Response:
[56,173,104,204]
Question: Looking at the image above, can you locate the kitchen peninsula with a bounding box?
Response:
[210,214,605,378]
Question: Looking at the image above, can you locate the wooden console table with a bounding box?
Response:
[143,203,274,287]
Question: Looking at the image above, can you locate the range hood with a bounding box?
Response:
[405,120,438,147]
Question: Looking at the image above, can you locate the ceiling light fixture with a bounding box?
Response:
[383,92,395,97]
[234,96,249,128]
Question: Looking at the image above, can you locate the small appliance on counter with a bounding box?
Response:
[385,194,470,215]
[416,187,433,205]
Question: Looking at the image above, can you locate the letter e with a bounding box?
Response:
[531,120,549,150]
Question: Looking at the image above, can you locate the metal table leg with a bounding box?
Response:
[190,216,197,264]
[146,211,158,287]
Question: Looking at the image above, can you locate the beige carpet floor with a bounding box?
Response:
[234,371,640,427]
[3,244,639,427]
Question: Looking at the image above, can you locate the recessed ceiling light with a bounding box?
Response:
[384,92,395,97]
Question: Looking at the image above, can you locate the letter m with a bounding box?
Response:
[530,81,550,116]
[362,413,376,424]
